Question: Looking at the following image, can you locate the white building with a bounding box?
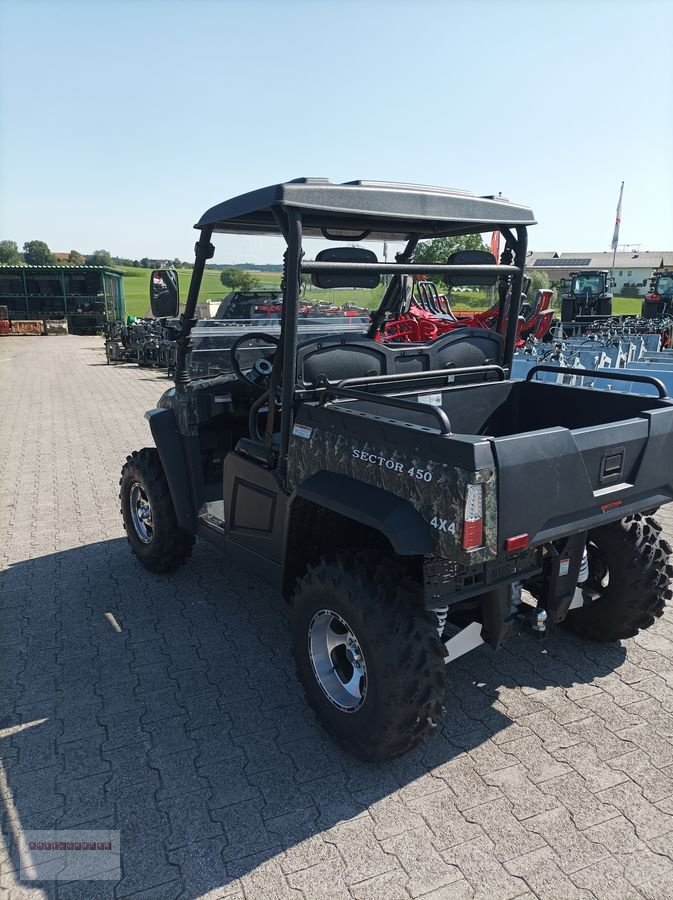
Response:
[526,251,673,296]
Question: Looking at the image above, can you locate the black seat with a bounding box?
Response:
[296,328,503,387]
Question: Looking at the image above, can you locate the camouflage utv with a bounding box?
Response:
[120,179,673,760]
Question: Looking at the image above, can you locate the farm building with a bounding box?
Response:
[526,251,673,296]
[0,265,125,334]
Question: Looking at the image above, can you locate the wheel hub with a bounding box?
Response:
[129,482,153,543]
[308,610,367,712]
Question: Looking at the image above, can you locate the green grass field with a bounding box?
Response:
[120,266,644,320]
[120,266,385,317]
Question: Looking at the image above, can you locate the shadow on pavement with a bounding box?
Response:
[0,538,626,898]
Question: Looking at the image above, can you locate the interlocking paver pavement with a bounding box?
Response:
[2,335,673,899]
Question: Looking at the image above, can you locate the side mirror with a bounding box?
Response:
[150,269,179,318]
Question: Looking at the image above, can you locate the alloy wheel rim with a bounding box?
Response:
[308,609,367,712]
[129,482,153,543]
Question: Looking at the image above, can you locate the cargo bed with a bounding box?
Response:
[310,373,673,552]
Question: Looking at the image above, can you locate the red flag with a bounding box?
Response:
[490,231,501,261]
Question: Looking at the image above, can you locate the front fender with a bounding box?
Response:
[145,408,196,530]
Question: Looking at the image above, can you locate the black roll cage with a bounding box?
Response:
[176,209,529,487]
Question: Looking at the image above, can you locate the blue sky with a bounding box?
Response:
[1,0,671,264]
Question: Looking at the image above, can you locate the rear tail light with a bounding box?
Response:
[462,484,484,550]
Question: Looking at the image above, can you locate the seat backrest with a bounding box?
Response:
[298,335,387,386]
[296,328,503,387]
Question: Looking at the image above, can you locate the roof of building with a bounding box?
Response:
[196,177,537,240]
[526,251,673,270]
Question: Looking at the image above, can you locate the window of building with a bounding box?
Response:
[627,270,632,276]
[619,270,623,276]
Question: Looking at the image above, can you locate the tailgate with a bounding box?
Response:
[491,406,673,547]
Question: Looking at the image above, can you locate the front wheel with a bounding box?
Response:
[119,448,194,573]
[563,514,672,642]
[291,552,446,760]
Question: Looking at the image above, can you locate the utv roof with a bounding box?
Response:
[196,178,536,241]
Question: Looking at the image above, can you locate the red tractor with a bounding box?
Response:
[643,270,673,319]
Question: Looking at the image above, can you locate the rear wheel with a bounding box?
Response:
[292,552,446,760]
[119,448,194,572]
[563,514,672,642]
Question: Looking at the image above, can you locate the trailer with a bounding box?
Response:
[0,265,126,335]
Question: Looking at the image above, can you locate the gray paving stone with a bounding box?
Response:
[554,742,631,793]
[499,735,571,784]
[381,824,463,897]
[482,764,558,821]
[57,771,114,827]
[608,748,673,802]
[538,772,618,830]
[348,869,411,900]
[168,836,240,897]
[464,798,548,861]
[154,749,208,801]
[568,857,644,900]
[440,835,528,900]
[522,806,608,873]
[212,799,280,863]
[433,756,503,811]
[115,831,179,898]
[158,788,223,850]
[324,817,397,885]
[4,337,673,900]
[596,781,673,840]
[505,847,595,900]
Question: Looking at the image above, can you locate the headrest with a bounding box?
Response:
[312,247,380,289]
[445,249,498,286]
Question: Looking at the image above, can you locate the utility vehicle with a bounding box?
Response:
[643,270,673,319]
[120,179,673,760]
[561,270,613,322]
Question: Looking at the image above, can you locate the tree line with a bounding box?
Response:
[0,239,192,270]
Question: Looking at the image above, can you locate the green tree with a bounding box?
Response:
[23,240,55,265]
[220,268,260,291]
[68,250,84,265]
[238,271,260,291]
[0,240,21,264]
[411,234,489,266]
[525,269,550,298]
[87,249,112,266]
[220,267,243,289]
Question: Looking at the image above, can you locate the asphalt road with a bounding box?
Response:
[1,335,673,900]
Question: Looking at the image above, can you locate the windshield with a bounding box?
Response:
[656,275,673,297]
[188,317,370,378]
[572,274,604,296]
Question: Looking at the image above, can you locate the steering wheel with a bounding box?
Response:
[230,331,280,393]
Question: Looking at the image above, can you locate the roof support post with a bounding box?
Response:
[278,208,302,486]
[174,227,214,387]
[502,226,528,371]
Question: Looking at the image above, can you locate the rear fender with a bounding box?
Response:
[145,408,196,530]
[292,471,434,556]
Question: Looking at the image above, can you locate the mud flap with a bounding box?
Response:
[480,582,520,650]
